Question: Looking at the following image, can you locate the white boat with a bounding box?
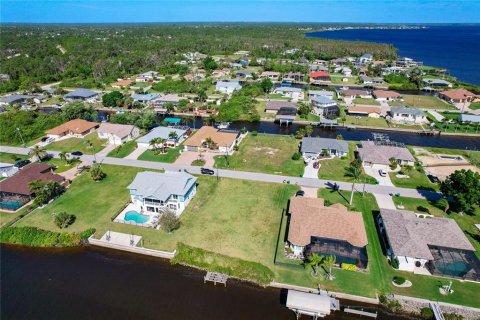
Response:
[216,122,230,129]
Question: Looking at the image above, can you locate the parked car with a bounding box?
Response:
[200,168,215,175]
[40,136,49,142]
[14,159,31,168]
[378,169,388,177]
[71,151,83,156]
[427,174,440,184]
[313,162,319,169]
[295,190,305,197]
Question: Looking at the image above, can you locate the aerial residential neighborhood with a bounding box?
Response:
[0,20,479,320]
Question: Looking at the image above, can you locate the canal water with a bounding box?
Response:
[1,245,414,320]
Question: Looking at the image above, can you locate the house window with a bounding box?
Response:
[147,206,155,212]
[169,204,177,210]
[172,195,178,200]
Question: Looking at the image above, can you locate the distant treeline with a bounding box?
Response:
[0,24,396,93]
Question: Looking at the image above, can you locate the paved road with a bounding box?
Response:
[0,145,442,201]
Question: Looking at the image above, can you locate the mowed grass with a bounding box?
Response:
[392,196,480,260]
[15,165,152,232]
[274,189,480,307]
[318,142,377,184]
[45,158,81,173]
[0,152,27,163]
[344,115,389,128]
[137,146,182,163]
[389,166,439,191]
[389,94,455,110]
[46,132,107,155]
[107,140,137,158]
[214,133,304,177]
[353,98,380,106]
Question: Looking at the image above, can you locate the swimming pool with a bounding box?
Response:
[124,211,150,224]
[436,261,470,277]
[0,200,25,211]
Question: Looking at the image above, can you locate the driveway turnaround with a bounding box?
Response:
[175,151,215,167]
[1,145,443,201]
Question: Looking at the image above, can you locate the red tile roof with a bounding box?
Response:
[440,89,476,100]
[309,71,330,78]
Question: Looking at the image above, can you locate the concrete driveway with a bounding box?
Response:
[363,164,394,186]
[125,146,148,160]
[303,161,319,179]
[374,194,397,210]
[175,151,215,167]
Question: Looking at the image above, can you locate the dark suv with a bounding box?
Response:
[14,159,31,168]
[200,168,215,175]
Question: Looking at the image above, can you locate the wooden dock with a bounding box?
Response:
[204,272,228,286]
[344,307,377,318]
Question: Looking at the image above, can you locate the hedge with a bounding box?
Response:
[340,263,357,271]
[171,242,274,285]
[0,226,96,247]
[393,276,406,285]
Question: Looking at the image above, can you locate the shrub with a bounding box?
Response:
[191,159,206,166]
[379,294,387,305]
[324,199,332,206]
[0,226,92,247]
[233,144,239,151]
[389,157,398,170]
[53,212,76,229]
[391,258,399,269]
[387,299,402,313]
[159,209,180,232]
[90,164,106,181]
[341,263,357,271]
[251,130,258,136]
[80,228,96,240]
[417,206,430,213]
[444,313,464,320]
[420,307,434,319]
[291,152,301,160]
[393,276,406,285]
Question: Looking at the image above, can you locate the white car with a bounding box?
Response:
[379,169,388,177]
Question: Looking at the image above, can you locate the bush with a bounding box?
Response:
[341,263,357,271]
[251,131,258,136]
[291,152,301,160]
[379,294,387,305]
[159,209,180,232]
[53,212,76,229]
[324,199,332,206]
[393,276,406,285]
[420,307,434,319]
[392,258,399,269]
[233,145,239,151]
[389,157,398,170]
[172,243,274,285]
[387,299,403,313]
[417,206,430,213]
[0,226,92,247]
[444,313,464,320]
[191,159,206,166]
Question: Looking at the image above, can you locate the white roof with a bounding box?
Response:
[137,126,187,144]
[286,290,331,315]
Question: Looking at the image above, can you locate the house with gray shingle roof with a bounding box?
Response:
[301,137,348,160]
[358,141,415,166]
[137,126,188,149]
[389,106,428,124]
[64,89,98,102]
[128,171,197,216]
[378,209,479,280]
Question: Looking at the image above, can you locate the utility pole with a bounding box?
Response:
[16,128,26,147]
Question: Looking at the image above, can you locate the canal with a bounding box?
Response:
[1,245,414,320]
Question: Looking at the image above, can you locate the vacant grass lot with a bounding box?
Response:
[137,146,183,163]
[344,115,389,128]
[420,147,480,167]
[353,98,380,106]
[46,132,107,154]
[0,152,27,163]
[295,114,321,122]
[255,101,275,120]
[389,94,455,110]
[107,140,137,158]
[428,112,480,134]
[392,196,480,260]
[274,189,480,307]
[318,142,377,184]
[389,167,439,191]
[215,134,304,177]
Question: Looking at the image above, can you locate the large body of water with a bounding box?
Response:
[306,25,480,85]
[1,245,412,320]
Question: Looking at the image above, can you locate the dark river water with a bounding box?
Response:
[1,245,414,320]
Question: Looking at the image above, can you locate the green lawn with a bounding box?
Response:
[214,133,304,177]
[388,94,454,110]
[353,98,380,106]
[255,101,276,120]
[107,140,138,158]
[295,114,321,122]
[46,132,107,154]
[318,142,377,184]
[0,208,28,228]
[389,166,439,191]
[45,158,81,173]
[428,112,480,135]
[470,103,480,110]
[274,189,480,307]
[343,115,389,128]
[0,152,27,163]
[392,196,480,260]
[137,146,182,163]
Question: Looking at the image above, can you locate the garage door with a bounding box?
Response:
[186,145,198,152]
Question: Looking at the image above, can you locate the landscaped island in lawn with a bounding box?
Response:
[214,133,304,177]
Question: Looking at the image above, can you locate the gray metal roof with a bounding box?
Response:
[313,96,335,104]
[128,171,197,202]
[380,209,475,260]
[275,87,302,93]
[390,106,425,117]
[0,94,34,104]
[460,114,480,124]
[301,137,348,154]
[64,88,98,99]
[216,81,241,89]
[137,126,187,144]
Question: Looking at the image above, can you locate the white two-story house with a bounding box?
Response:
[127,171,197,216]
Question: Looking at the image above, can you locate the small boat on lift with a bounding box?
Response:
[216,122,230,129]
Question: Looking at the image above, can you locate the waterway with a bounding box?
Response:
[1,245,413,320]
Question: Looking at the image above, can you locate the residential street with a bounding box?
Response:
[0,145,442,201]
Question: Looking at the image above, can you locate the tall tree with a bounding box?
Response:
[29,145,47,161]
[345,164,362,205]
[440,169,480,214]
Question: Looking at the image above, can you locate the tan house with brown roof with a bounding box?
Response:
[287,197,368,268]
[373,89,401,101]
[46,119,99,139]
[439,89,477,104]
[97,123,140,145]
[183,126,240,153]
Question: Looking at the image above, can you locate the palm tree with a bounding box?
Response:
[305,253,324,277]
[29,179,45,194]
[168,131,178,142]
[59,151,68,164]
[345,164,362,205]
[322,255,336,280]
[29,145,47,162]
[204,137,217,150]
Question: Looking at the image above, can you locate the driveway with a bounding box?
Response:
[125,146,148,160]
[175,151,215,167]
[374,194,397,210]
[303,161,319,179]
[96,143,116,157]
[363,164,394,186]
[302,187,318,198]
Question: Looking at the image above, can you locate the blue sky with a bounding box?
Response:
[1,0,480,23]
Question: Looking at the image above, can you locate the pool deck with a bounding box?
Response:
[113,203,157,228]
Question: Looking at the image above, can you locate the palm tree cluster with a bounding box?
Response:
[305,253,337,280]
